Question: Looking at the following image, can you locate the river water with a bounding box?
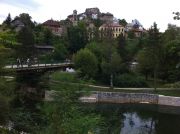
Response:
[85,103,180,134]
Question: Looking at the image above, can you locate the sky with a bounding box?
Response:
[0,0,180,32]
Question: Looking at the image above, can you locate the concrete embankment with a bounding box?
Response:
[45,90,180,107]
[80,92,180,107]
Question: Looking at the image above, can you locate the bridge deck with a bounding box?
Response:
[4,63,74,71]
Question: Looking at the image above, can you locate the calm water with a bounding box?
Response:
[85,103,180,134]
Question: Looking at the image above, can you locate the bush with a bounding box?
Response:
[114,73,148,87]
[73,48,98,78]
[163,81,180,88]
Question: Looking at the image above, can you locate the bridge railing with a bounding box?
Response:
[5,62,73,69]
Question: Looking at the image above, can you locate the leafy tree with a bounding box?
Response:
[101,51,122,87]
[2,13,12,27]
[160,40,180,82]
[138,23,162,89]
[43,28,53,45]
[67,22,88,54]
[0,45,14,126]
[127,30,135,39]
[92,18,103,27]
[116,34,128,61]
[16,13,35,28]
[162,24,180,43]
[34,24,45,44]
[86,41,103,62]
[51,43,68,62]
[118,19,127,26]
[137,49,154,80]
[16,27,35,59]
[73,48,98,78]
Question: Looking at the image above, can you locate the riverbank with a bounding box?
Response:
[45,90,180,107]
[80,92,180,107]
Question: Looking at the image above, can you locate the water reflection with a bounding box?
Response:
[120,112,155,134]
[85,103,180,134]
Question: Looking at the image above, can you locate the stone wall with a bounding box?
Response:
[97,92,159,104]
[96,92,180,107]
[45,90,180,107]
[158,95,180,107]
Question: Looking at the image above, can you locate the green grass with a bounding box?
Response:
[49,71,180,97]
[51,71,81,83]
[50,71,97,85]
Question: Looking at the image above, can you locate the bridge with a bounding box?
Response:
[4,62,74,73]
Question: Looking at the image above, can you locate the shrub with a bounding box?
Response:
[163,81,180,88]
[114,73,148,87]
[73,48,98,78]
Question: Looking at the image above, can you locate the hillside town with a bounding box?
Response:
[0,5,180,134]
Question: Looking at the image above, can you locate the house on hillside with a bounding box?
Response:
[43,19,63,36]
[34,45,54,55]
[99,13,114,23]
[67,10,78,26]
[125,19,146,38]
[99,23,125,38]
[11,18,24,32]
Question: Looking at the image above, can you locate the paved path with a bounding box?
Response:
[50,80,180,91]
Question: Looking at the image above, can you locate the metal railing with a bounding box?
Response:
[5,62,73,69]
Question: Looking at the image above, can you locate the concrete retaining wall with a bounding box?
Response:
[158,95,180,107]
[82,92,180,107]
[45,90,180,107]
[97,92,159,104]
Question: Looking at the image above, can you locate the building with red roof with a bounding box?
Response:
[43,19,63,36]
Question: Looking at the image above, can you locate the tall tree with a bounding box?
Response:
[67,22,88,54]
[15,13,35,29]
[116,34,128,61]
[144,23,161,90]
[73,48,98,78]
[2,13,12,27]
[16,27,35,59]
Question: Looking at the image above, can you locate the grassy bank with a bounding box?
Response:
[50,71,180,97]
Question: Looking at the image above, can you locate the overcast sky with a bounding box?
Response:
[0,0,179,32]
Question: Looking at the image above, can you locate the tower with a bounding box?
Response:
[72,10,78,26]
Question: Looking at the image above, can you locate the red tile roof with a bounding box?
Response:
[100,23,124,28]
[43,19,60,27]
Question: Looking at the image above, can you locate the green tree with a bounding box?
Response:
[101,51,122,88]
[73,48,98,78]
[16,27,35,59]
[137,49,154,80]
[116,34,128,61]
[2,13,12,27]
[161,40,180,82]
[67,22,88,54]
[17,13,35,28]
[118,19,127,27]
[51,43,68,62]
[43,28,53,45]
[127,30,135,39]
[139,23,162,89]
[0,45,14,126]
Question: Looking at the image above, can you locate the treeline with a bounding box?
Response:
[0,13,180,87]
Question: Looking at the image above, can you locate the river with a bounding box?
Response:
[84,103,180,134]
